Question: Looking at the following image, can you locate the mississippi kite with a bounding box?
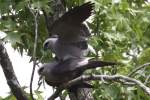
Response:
[38,58,116,87]
[43,2,95,60]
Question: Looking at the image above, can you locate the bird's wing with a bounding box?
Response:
[49,2,94,43]
[56,58,90,73]
[59,2,94,25]
[50,58,88,75]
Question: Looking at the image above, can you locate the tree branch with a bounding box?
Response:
[28,2,39,100]
[49,74,150,100]
[128,62,150,77]
[0,42,28,100]
[144,75,150,85]
[48,87,64,100]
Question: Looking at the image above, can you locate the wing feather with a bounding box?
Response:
[49,2,94,43]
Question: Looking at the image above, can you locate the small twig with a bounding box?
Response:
[128,62,150,77]
[48,87,64,100]
[59,92,66,100]
[49,74,150,99]
[28,2,39,100]
[144,75,150,85]
[37,76,43,90]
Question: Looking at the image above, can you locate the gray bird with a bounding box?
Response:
[43,2,95,60]
[38,58,117,87]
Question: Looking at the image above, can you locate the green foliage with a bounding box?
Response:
[0,0,52,61]
[2,94,16,100]
[1,0,150,99]
[65,0,85,8]
[34,90,44,100]
[138,48,150,65]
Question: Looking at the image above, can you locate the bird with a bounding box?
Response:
[43,2,95,61]
[38,58,117,87]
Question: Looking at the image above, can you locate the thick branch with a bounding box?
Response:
[0,43,28,100]
[49,74,150,99]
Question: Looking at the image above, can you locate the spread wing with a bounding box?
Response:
[49,2,94,43]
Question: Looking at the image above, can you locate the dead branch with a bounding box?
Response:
[128,62,150,77]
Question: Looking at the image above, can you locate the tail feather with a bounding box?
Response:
[83,60,117,70]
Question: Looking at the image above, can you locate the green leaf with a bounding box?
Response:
[4,32,22,45]
[137,48,150,65]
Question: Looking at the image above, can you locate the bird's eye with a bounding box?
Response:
[43,42,49,50]
[45,42,49,47]
[38,67,44,75]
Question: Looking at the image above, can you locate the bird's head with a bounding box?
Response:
[43,38,57,50]
[38,66,44,75]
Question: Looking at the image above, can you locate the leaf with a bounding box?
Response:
[137,48,150,65]
[4,32,22,45]
[34,90,44,100]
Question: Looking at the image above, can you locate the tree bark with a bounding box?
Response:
[69,88,94,100]
[0,42,28,100]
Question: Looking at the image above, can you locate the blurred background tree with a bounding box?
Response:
[1,0,150,100]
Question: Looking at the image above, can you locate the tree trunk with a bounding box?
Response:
[0,42,28,100]
[69,88,94,100]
